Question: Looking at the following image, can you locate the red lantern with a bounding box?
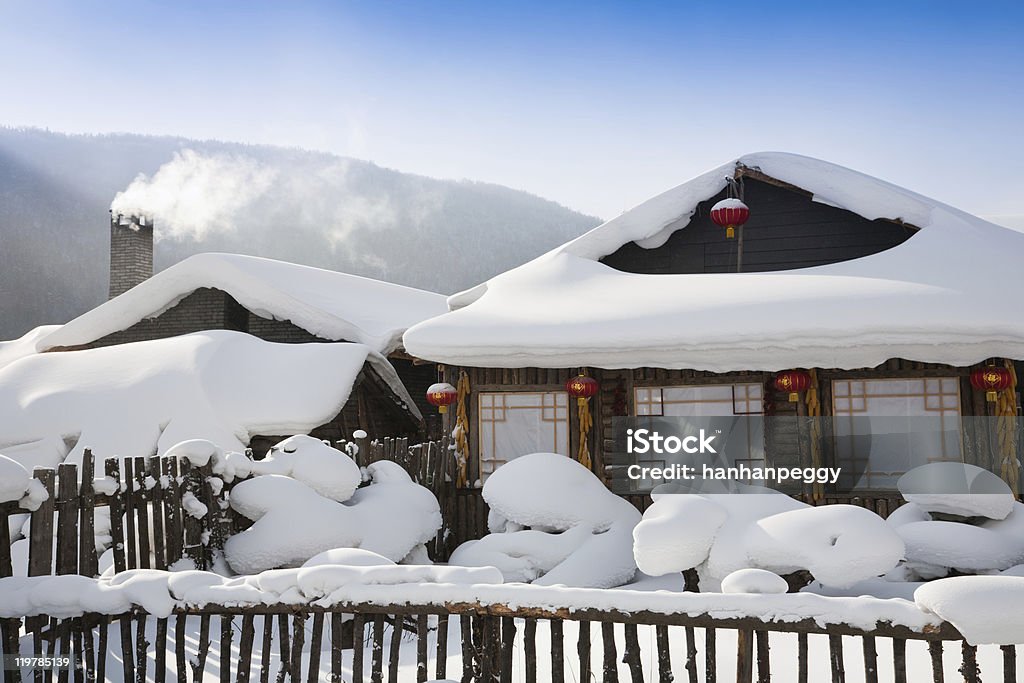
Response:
[774,370,811,403]
[426,382,458,413]
[971,366,1012,402]
[710,198,750,239]
[566,374,599,406]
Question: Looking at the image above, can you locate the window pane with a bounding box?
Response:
[628,383,766,491]
[832,378,962,490]
[478,391,570,479]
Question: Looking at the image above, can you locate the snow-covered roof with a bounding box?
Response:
[405,152,1024,371]
[0,325,59,371]
[0,330,419,471]
[38,253,448,355]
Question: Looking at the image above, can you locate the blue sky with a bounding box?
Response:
[1,1,1022,220]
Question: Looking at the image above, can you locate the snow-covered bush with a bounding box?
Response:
[449,453,640,588]
[633,492,904,590]
[223,438,441,574]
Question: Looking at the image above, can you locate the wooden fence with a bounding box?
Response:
[0,599,1009,683]
[0,437,458,581]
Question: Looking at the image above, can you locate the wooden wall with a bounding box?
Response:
[441,359,1014,493]
[599,177,917,275]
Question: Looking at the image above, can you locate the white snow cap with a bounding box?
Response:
[38,253,448,355]
[450,453,640,588]
[404,152,1024,370]
[0,330,417,470]
[224,441,441,574]
[720,568,788,595]
[897,462,1015,520]
[634,494,903,588]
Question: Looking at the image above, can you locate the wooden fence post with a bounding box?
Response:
[55,463,80,577]
[79,451,98,577]
[105,459,127,574]
[28,469,56,577]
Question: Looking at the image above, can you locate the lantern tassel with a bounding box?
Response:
[726,226,735,239]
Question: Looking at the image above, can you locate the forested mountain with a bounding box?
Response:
[0,128,600,338]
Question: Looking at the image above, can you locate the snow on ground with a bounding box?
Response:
[37,253,449,355]
[225,440,441,574]
[450,453,640,588]
[0,330,416,470]
[404,152,1024,371]
[0,325,59,371]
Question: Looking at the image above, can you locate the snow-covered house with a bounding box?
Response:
[404,152,1024,503]
[19,216,450,456]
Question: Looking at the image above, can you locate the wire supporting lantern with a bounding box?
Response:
[566,374,599,407]
[774,370,812,403]
[710,197,750,239]
[426,382,458,413]
[971,366,1013,402]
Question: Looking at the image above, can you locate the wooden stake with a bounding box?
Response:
[623,623,643,683]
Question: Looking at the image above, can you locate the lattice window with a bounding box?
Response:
[635,383,764,417]
[631,384,766,488]
[832,378,963,490]
[478,391,570,479]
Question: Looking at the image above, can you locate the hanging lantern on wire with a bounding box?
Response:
[971,366,1012,402]
[774,370,812,403]
[710,197,750,239]
[426,382,458,413]
[566,374,599,407]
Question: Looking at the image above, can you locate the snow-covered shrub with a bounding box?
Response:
[885,462,1024,579]
[634,492,904,589]
[720,568,788,594]
[223,438,440,574]
[449,453,640,588]
[897,462,1015,520]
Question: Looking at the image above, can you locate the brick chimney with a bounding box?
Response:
[109,213,154,299]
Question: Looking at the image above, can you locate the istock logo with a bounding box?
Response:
[626,428,718,455]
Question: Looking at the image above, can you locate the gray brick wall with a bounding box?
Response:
[109,215,154,299]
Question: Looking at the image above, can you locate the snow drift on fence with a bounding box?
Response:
[404,152,1024,370]
[0,330,416,470]
[915,576,1024,645]
[0,568,947,637]
[37,253,448,355]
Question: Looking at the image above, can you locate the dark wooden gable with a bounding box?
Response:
[599,176,918,275]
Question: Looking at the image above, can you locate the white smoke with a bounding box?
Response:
[102,144,597,294]
[111,149,277,241]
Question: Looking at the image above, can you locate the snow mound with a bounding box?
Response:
[450,453,640,588]
[632,495,727,576]
[915,576,1024,645]
[301,548,394,568]
[897,462,1014,520]
[635,495,901,588]
[0,331,414,469]
[891,502,1024,572]
[721,569,788,595]
[38,253,449,356]
[0,454,31,504]
[744,505,904,589]
[249,435,361,502]
[224,441,441,574]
